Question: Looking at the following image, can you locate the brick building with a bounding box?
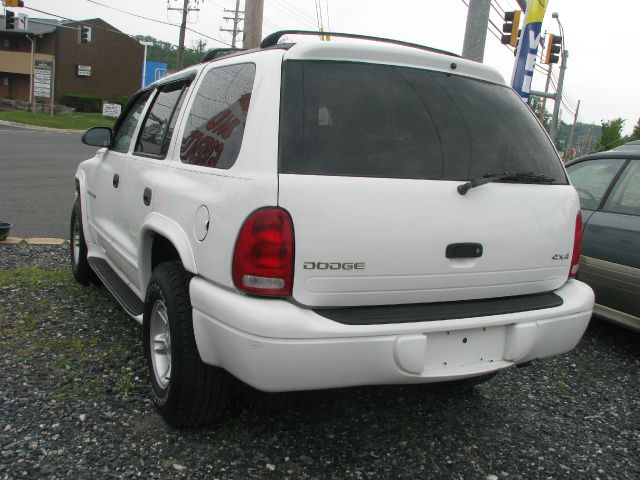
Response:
[0,17,143,104]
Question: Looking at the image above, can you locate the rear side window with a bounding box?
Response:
[180,63,255,169]
[566,158,626,210]
[279,61,567,183]
[135,81,190,158]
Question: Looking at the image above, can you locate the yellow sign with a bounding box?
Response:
[525,0,549,24]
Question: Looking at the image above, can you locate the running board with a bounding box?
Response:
[88,257,144,317]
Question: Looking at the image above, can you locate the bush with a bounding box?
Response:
[61,94,102,113]
[112,96,129,106]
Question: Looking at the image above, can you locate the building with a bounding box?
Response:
[0,16,143,105]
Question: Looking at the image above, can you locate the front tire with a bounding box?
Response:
[70,198,94,285]
[143,261,230,427]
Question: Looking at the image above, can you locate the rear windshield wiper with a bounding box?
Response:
[457,172,557,195]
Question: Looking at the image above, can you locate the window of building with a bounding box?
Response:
[180,63,256,169]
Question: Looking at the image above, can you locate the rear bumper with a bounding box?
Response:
[191,279,594,392]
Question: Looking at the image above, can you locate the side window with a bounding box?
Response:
[603,161,640,216]
[111,91,151,153]
[180,63,256,169]
[135,81,190,158]
[566,158,626,210]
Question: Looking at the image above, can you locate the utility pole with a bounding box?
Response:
[585,123,595,153]
[220,0,243,48]
[462,0,491,62]
[549,49,568,145]
[564,99,580,161]
[168,0,200,70]
[243,0,263,49]
[515,0,528,10]
[539,64,552,123]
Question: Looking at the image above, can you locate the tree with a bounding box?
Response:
[529,96,551,132]
[596,118,625,152]
[629,117,640,141]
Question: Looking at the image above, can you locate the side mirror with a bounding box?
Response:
[82,127,113,147]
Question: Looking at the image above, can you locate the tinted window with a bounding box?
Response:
[566,158,626,210]
[603,161,640,216]
[180,63,255,169]
[112,91,150,153]
[279,61,567,183]
[136,82,190,158]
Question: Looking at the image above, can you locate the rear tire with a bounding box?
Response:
[70,198,95,285]
[143,261,230,427]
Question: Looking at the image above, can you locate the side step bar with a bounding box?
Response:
[88,257,144,317]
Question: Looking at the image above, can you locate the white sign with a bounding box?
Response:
[102,102,122,118]
[17,13,28,30]
[33,60,53,98]
[77,65,92,77]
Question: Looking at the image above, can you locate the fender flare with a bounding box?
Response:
[138,213,198,293]
[73,170,92,243]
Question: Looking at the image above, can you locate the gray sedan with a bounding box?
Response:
[566,145,640,331]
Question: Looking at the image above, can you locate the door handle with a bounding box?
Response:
[112,174,119,188]
[143,187,152,206]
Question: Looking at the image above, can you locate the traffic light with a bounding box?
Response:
[4,1,25,7]
[544,34,562,64]
[501,10,522,47]
[5,10,15,29]
[80,26,92,43]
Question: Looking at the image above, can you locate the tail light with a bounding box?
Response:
[569,211,583,279]
[232,207,294,296]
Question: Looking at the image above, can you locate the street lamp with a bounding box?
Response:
[140,41,153,88]
[552,12,565,47]
[549,12,567,146]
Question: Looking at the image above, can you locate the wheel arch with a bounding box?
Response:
[73,170,92,243]
[139,213,198,294]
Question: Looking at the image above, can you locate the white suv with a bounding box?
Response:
[72,31,594,427]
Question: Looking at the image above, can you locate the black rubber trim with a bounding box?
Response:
[260,30,460,58]
[313,291,563,325]
[88,257,144,316]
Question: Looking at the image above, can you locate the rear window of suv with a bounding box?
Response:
[279,61,567,183]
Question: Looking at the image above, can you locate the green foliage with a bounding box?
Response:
[629,118,640,141]
[62,94,103,113]
[529,96,551,132]
[596,118,626,152]
[0,111,115,130]
[112,96,129,106]
[0,266,71,287]
[134,35,213,70]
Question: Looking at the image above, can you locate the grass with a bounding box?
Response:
[0,110,115,130]
[0,262,145,401]
[0,266,71,287]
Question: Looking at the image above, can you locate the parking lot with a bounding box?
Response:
[1,244,638,479]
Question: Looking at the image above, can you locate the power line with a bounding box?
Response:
[274,0,318,28]
[268,0,317,30]
[85,0,231,46]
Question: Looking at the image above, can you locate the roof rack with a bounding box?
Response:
[201,47,246,62]
[260,30,459,58]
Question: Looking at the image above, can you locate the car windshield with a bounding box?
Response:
[279,61,567,183]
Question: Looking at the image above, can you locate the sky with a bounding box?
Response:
[19,0,640,135]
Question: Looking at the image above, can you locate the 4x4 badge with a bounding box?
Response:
[551,253,570,260]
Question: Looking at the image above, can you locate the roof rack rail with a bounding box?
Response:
[202,47,246,62]
[260,30,460,58]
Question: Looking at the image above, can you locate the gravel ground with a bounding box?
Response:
[1,244,639,479]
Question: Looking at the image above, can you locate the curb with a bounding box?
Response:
[0,119,84,134]
[1,237,68,245]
